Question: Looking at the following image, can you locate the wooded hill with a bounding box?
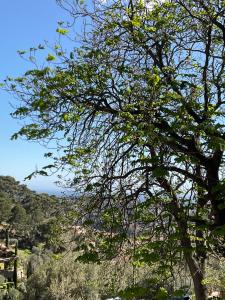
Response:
[0,176,72,250]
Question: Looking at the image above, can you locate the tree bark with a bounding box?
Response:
[178,214,208,300]
[156,168,208,300]
[184,253,208,300]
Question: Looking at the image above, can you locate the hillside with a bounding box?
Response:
[0,176,73,250]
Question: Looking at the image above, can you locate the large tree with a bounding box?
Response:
[6,0,225,299]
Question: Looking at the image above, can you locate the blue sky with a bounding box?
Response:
[0,0,73,194]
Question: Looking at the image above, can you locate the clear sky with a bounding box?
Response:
[0,0,73,194]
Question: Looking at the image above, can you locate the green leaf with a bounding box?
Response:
[155,287,168,300]
[152,167,168,178]
[56,28,69,35]
[38,170,48,176]
[214,225,225,236]
[42,165,55,170]
[17,50,26,55]
[24,172,36,180]
[70,52,74,59]
[131,17,141,27]
[76,251,100,263]
[85,184,93,191]
[38,44,45,50]
[46,54,56,61]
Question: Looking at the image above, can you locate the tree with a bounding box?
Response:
[6,0,225,299]
[0,192,13,223]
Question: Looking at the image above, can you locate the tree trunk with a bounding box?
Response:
[185,253,208,300]
[5,229,9,248]
[13,242,18,289]
[179,226,208,300]
[157,175,208,300]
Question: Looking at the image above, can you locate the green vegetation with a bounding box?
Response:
[0,176,70,250]
[0,176,187,299]
[0,176,224,299]
[3,0,225,299]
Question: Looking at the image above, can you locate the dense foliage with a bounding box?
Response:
[24,251,153,300]
[0,176,70,249]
